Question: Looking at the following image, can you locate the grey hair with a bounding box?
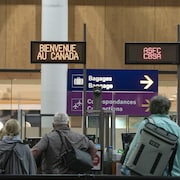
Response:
[53,112,69,125]
[149,95,171,114]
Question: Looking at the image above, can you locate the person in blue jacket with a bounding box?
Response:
[121,95,180,176]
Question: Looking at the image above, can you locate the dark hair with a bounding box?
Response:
[149,95,171,114]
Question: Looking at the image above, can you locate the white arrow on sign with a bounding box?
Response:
[140,75,154,89]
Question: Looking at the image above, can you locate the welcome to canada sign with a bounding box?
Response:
[31,41,86,64]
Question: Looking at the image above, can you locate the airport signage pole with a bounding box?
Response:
[83,24,87,135]
[177,25,180,126]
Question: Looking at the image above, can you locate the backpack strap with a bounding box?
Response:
[0,143,17,173]
[144,117,154,124]
[168,143,177,176]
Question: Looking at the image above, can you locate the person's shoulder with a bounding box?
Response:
[41,131,55,139]
[0,140,5,145]
[69,130,89,141]
[0,141,8,153]
[0,141,15,149]
[167,120,180,132]
[16,141,30,149]
[70,130,85,137]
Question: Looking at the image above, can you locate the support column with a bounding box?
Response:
[177,25,180,125]
[41,0,68,129]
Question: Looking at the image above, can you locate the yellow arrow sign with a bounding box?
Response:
[141,99,150,112]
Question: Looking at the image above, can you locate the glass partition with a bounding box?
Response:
[0,79,41,110]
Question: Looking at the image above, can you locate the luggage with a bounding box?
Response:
[56,130,93,173]
[126,118,178,176]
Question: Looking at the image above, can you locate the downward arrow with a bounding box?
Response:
[140,75,154,89]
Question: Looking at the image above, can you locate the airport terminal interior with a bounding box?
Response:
[1,0,180,176]
[0,72,177,149]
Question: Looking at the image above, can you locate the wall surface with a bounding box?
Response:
[68,0,179,72]
[0,0,179,72]
[0,0,178,129]
[0,0,41,79]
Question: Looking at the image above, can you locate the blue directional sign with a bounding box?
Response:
[67,69,158,92]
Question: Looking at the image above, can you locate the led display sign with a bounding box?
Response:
[31,41,86,64]
[125,42,180,64]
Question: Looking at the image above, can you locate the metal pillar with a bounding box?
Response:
[177,25,180,126]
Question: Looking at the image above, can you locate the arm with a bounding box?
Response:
[31,145,41,159]
[88,140,98,159]
[31,134,49,159]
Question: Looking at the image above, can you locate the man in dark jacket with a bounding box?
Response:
[31,112,97,174]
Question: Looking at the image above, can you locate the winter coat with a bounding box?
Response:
[0,140,37,174]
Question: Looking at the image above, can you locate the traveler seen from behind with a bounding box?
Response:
[0,119,37,174]
[31,112,98,174]
[121,95,180,176]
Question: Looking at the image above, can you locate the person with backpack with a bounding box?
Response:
[120,95,180,176]
[0,119,37,174]
[31,112,97,174]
